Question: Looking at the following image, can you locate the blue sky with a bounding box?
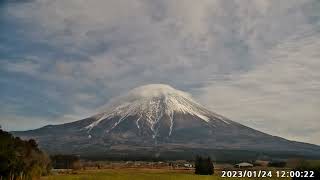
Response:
[1,0,320,145]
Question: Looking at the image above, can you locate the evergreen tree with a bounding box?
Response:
[195,156,201,174]
[194,155,214,175]
[207,156,214,175]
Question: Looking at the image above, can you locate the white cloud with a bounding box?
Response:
[1,0,320,144]
[197,27,320,145]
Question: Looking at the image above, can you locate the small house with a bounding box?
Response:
[184,163,193,168]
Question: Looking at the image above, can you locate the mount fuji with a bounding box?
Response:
[13,84,320,160]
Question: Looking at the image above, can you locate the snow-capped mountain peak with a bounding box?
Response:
[84,84,230,137]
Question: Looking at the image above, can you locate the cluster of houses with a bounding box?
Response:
[87,160,259,169]
[72,160,195,169]
[52,154,286,171]
[122,160,194,169]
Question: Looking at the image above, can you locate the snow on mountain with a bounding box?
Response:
[84,84,231,138]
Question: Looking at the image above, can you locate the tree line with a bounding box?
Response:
[0,128,51,180]
[50,154,81,170]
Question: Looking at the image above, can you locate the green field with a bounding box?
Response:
[41,169,290,180]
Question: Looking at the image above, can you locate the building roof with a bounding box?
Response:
[235,162,253,167]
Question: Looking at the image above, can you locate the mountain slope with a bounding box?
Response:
[13,84,320,159]
[84,84,233,139]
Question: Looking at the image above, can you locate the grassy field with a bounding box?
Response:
[41,168,291,180]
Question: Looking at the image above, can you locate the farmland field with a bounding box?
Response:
[41,169,290,180]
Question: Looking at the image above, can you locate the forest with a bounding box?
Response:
[0,127,51,180]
